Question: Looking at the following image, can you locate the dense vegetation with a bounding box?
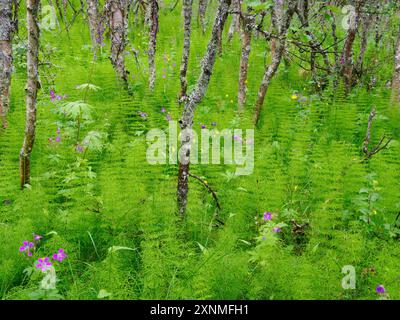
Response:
[1,0,400,300]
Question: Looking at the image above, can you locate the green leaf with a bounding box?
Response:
[108,246,137,253]
[59,101,92,120]
[75,83,101,91]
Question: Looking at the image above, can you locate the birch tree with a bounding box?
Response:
[20,0,40,188]
[392,25,400,103]
[340,0,364,93]
[0,0,13,128]
[237,9,254,109]
[179,0,193,99]
[177,0,232,217]
[107,0,129,84]
[148,0,158,90]
[253,0,296,124]
[198,0,207,34]
[86,0,100,51]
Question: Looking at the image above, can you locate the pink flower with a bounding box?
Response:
[263,212,272,221]
[52,249,67,262]
[36,257,52,271]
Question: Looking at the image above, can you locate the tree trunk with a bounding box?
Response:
[0,0,13,128]
[227,0,240,42]
[253,0,295,124]
[148,0,158,90]
[179,0,192,99]
[237,12,253,110]
[340,0,363,92]
[86,0,100,51]
[392,25,400,103]
[198,0,207,35]
[20,0,40,189]
[108,0,129,84]
[177,0,231,217]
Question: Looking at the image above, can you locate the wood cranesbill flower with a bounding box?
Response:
[263,212,272,221]
[36,257,52,271]
[52,249,67,262]
[19,241,34,256]
[376,285,385,294]
[273,227,282,233]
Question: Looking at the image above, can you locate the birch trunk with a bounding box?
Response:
[392,25,400,103]
[198,0,207,35]
[86,0,100,51]
[340,0,363,92]
[227,0,240,42]
[253,0,295,124]
[108,0,129,84]
[0,0,13,128]
[177,0,231,216]
[179,0,193,99]
[20,0,40,188]
[148,0,158,90]
[237,12,253,109]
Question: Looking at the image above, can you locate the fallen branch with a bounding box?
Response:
[362,107,392,160]
[188,172,224,226]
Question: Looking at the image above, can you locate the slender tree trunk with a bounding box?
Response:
[148,0,158,90]
[198,0,207,35]
[20,0,40,188]
[87,0,100,51]
[227,0,240,42]
[355,12,371,78]
[108,0,129,84]
[340,0,363,92]
[237,12,253,110]
[180,0,192,99]
[392,25,400,103]
[0,0,13,128]
[253,1,296,124]
[177,0,231,217]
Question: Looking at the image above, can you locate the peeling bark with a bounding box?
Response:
[179,0,193,99]
[0,0,13,128]
[177,0,231,217]
[198,0,207,35]
[148,0,158,90]
[237,11,253,109]
[20,0,40,188]
[86,0,100,51]
[253,0,296,124]
[108,0,129,84]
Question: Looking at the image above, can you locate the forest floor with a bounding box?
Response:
[1,5,400,300]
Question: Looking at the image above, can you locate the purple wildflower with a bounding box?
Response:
[56,127,61,135]
[19,241,34,256]
[233,135,242,142]
[33,234,42,241]
[50,90,56,101]
[161,107,166,113]
[263,212,272,221]
[139,111,148,119]
[55,136,61,143]
[201,124,206,129]
[376,285,385,294]
[211,122,217,127]
[49,137,53,143]
[340,55,345,65]
[162,74,167,79]
[76,144,84,153]
[52,249,67,262]
[273,227,281,233]
[262,236,266,241]
[36,257,52,271]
